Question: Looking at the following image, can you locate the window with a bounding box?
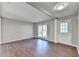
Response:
[38,24,47,38]
[60,22,68,33]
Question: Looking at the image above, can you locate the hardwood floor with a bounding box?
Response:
[0,39,78,57]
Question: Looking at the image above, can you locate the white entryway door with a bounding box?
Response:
[57,19,72,45]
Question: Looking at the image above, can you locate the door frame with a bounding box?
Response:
[55,19,72,46]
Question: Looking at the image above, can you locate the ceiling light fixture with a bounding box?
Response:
[54,2,69,11]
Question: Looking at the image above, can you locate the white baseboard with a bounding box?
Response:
[43,39,77,48]
[70,44,77,48]
[46,39,56,43]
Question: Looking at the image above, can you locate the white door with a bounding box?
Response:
[57,19,72,45]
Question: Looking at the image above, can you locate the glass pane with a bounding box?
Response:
[60,22,68,33]
[38,25,43,37]
[60,23,63,32]
[43,25,47,31]
[38,32,42,37]
[38,25,42,31]
[43,31,47,38]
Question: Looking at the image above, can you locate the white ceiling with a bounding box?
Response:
[28,2,79,18]
[1,2,51,22]
[0,2,79,23]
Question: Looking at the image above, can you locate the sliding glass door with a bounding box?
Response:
[38,24,47,38]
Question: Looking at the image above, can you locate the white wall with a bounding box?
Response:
[0,18,1,44]
[72,15,78,47]
[78,17,79,54]
[47,20,55,42]
[1,18,33,44]
[77,8,79,55]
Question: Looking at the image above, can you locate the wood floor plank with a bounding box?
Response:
[0,39,78,57]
